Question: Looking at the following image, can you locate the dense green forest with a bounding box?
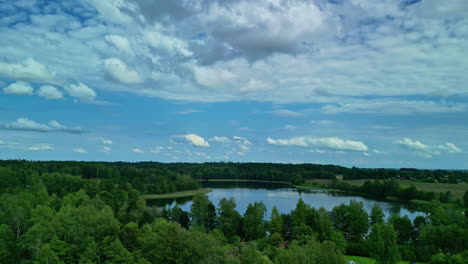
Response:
[1,160,467,187]
[1,160,467,263]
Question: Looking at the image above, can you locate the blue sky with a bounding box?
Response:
[1,0,468,169]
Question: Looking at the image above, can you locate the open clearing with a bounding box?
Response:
[307,179,468,200]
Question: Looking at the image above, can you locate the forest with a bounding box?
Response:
[0,160,467,263]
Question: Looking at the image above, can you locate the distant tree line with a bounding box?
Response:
[1,160,467,187]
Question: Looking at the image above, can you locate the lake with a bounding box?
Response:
[148,181,426,221]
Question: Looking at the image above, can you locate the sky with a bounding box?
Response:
[0,0,467,169]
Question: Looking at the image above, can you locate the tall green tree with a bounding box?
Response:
[330,200,370,242]
[368,223,400,264]
[217,198,241,240]
[243,202,266,241]
[269,206,283,235]
[190,195,216,231]
[0,224,16,264]
[389,215,413,245]
[370,204,385,225]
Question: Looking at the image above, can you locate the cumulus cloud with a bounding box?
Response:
[0,58,56,83]
[182,134,210,147]
[1,0,467,107]
[271,109,304,118]
[37,85,63,99]
[396,138,462,157]
[3,81,33,95]
[210,136,252,151]
[103,58,143,84]
[100,137,113,145]
[131,148,144,153]
[3,118,84,133]
[73,147,87,153]
[65,82,96,101]
[28,144,54,151]
[211,136,231,143]
[105,35,133,56]
[267,136,368,152]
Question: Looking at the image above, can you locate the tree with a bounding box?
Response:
[330,200,369,242]
[190,195,216,231]
[243,202,266,241]
[0,224,16,264]
[240,244,272,264]
[368,223,400,264]
[463,190,468,208]
[291,198,310,227]
[269,206,283,235]
[217,198,242,240]
[389,215,412,245]
[370,204,385,225]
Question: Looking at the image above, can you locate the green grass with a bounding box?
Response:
[306,179,468,200]
[344,255,425,264]
[141,189,212,199]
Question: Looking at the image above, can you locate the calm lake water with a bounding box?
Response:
[148,181,426,221]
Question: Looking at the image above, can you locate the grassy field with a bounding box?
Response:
[344,255,425,264]
[141,189,212,199]
[306,179,468,200]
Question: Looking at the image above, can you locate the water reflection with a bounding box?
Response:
[151,181,426,221]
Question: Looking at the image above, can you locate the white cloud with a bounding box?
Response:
[271,109,304,118]
[177,109,203,115]
[103,58,143,84]
[3,118,83,133]
[105,35,133,56]
[132,148,144,153]
[211,136,231,143]
[237,152,246,156]
[396,138,462,157]
[0,58,56,83]
[99,146,112,153]
[100,137,113,145]
[73,147,87,153]
[3,81,33,95]
[310,120,334,125]
[28,144,54,151]
[233,136,252,151]
[150,146,165,154]
[65,82,96,101]
[322,100,468,115]
[37,85,63,99]
[183,134,210,147]
[267,136,368,151]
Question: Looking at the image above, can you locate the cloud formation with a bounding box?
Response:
[103,58,143,84]
[73,147,87,153]
[65,83,96,101]
[3,118,84,133]
[267,136,368,152]
[0,58,56,83]
[396,138,462,157]
[37,85,63,99]
[183,134,210,147]
[3,81,33,95]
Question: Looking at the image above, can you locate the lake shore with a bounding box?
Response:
[141,189,212,200]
